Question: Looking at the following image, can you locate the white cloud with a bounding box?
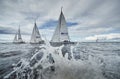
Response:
[85,33,120,41]
[0,0,120,42]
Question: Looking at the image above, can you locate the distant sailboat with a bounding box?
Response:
[50,8,74,46]
[30,22,44,44]
[96,38,99,42]
[13,26,25,44]
[96,37,106,42]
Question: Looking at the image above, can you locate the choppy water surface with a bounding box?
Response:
[0,42,120,79]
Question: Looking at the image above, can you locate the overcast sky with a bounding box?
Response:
[0,0,120,42]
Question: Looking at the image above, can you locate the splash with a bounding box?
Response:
[4,43,106,79]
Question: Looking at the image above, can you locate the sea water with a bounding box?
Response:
[0,42,120,79]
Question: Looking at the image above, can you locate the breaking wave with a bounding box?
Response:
[1,42,120,79]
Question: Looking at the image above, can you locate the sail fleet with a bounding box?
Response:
[13,9,74,45]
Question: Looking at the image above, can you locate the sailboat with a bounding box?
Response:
[50,8,75,46]
[13,26,25,44]
[96,38,99,42]
[30,22,44,44]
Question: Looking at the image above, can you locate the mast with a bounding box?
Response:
[59,7,63,42]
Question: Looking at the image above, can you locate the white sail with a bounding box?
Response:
[30,22,43,43]
[18,26,23,42]
[13,26,24,43]
[13,33,17,43]
[51,22,60,42]
[51,9,70,42]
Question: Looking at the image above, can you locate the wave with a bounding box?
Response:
[3,44,107,79]
[0,42,119,79]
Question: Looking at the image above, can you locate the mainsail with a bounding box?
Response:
[18,26,23,42]
[13,26,24,43]
[51,8,70,42]
[30,22,43,43]
[13,32,17,43]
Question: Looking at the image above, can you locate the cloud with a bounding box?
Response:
[0,26,16,34]
[39,19,78,29]
[0,0,120,42]
[39,20,57,29]
[85,33,120,41]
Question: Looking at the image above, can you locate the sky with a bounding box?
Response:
[0,0,120,42]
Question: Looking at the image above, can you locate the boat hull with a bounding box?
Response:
[30,40,45,44]
[50,41,77,47]
[13,41,25,44]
